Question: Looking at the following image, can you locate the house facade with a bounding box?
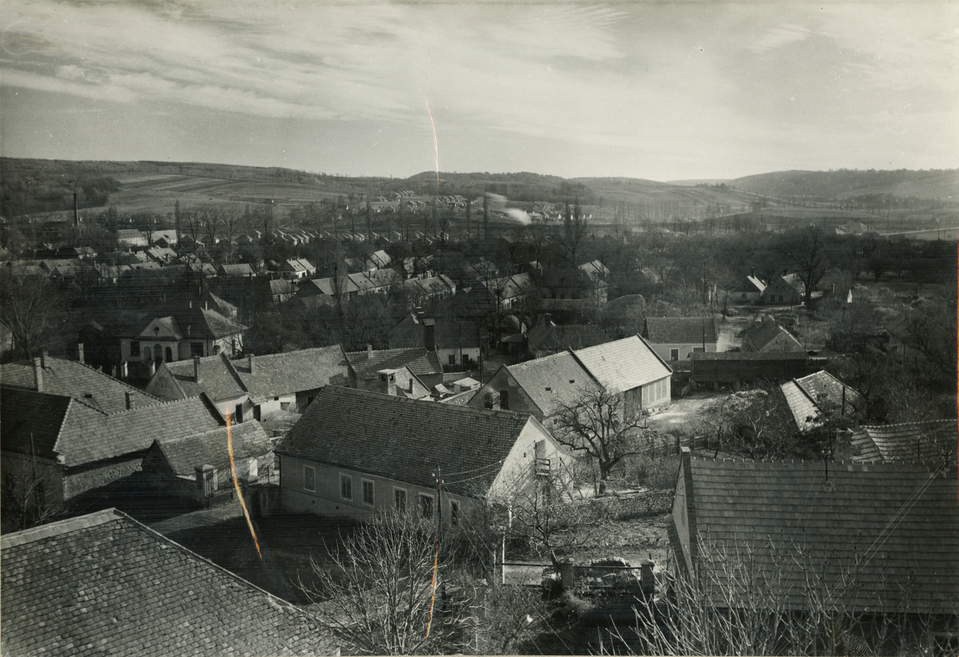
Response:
[761,272,804,305]
[275,386,574,522]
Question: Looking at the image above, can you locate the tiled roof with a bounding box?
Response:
[849,419,958,464]
[643,316,718,345]
[155,347,351,402]
[218,263,255,276]
[233,346,352,401]
[506,351,595,418]
[744,318,804,352]
[677,453,959,614]
[0,357,160,413]
[1,387,224,467]
[526,323,609,354]
[155,421,272,476]
[277,387,533,496]
[156,353,248,401]
[572,335,672,392]
[346,348,442,379]
[780,370,863,431]
[0,508,333,656]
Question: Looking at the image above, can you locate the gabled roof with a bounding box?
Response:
[572,335,672,392]
[643,316,718,345]
[345,348,442,379]
[1,387,224,467]
[780,370,863,431]
[218,262,255,276]
[152,353,248,401]
[505,351,594,418]
[154,421,272,476]
[0,356,159,413]
[0,509,331,656]
[744,317,804,352]
[849,419,958,465]
[674,452,959,615]
[277,387,534,496]
[153,346,351,402]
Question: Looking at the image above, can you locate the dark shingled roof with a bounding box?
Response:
[345,348,442,380]
[674,453,959,615]
[0,356,160,413]
[277,387,533,496]
[157,346,351,403]
[1,387,223,467]
[155,421,272,476]
[848,419,958,465]
[1,508,333,656]
[643,316,718,345]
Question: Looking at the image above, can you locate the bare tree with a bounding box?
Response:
[1,455,59,532]
[782,226,829,305]
[302,510,470,655]
[0,271,63,360]
[552,384,657,495]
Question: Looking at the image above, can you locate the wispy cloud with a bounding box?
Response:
[749,23,810,52]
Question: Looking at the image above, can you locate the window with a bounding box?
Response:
[670,348,679,361]
[394,488,407,511]
[340,474,352,500]
[499,390,509,410]
[164,346,173,362]
[303,466,316,492]
[191,342,204,357]
[130,341,140,356]
[419,494,434,519]
[450,500,459,526]
[484,393,495,409]
[362,480,374,505]
[234,404,243,423]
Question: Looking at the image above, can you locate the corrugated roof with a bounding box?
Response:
[678,454,959,614]
[849,419,958,464]
[0,357,160,413]
[0,508,332,656]
[572,335,672,392]
[276,386,533,496]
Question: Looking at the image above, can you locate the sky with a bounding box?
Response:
[1,1,957,182]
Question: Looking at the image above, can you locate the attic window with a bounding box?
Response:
[545,387,551,392]
[569,379,575,384]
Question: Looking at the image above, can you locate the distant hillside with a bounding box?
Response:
[730,169,959,201]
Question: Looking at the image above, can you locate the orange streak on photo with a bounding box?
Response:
[425,98,440,186]
[226,408,263,560]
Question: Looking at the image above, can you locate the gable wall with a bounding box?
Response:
[488,419,574,504]
[465,368,542,419]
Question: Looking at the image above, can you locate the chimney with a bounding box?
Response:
[33,357,44,392]
[367,344,373,359]
[189,300,192,309]
[248,353,255,374]
[77,342,85,364]
[125,392,132,410]
[121,361,129,379]
[750,267,755,278]
[194,356,202,384]
[41,350,48,369]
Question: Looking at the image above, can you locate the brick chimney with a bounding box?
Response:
[33,357,44,392]
[41,349,48,369]
[194,356,202,384]
[247,353,255,374]
[77,342,85,364]
[367,344,373,359]
[125,392,132,410]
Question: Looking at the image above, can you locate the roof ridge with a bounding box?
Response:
[861,418,958,430]
[1,507,123,548]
